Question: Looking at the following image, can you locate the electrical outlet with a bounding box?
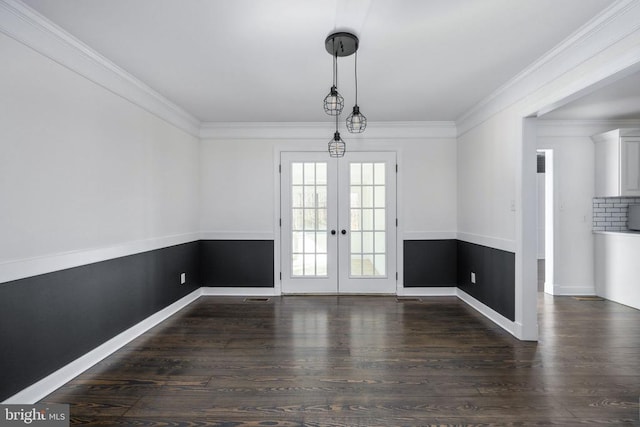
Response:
[471,272,476,284]
[180,273,186,285]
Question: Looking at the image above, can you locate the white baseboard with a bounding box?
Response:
[2,288,202,404]
[200,287,278,296]
[550,284,596,296]
[456,289,517,337]
[398,287,457,296]
[513,320,539,342]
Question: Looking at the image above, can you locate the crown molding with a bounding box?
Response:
[456,0,640,136]
[536,118,640,127]
[0,0,201,136]
[536,119,640,137]
[199,121,457,140]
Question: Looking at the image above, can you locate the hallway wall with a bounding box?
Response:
[536,122,597,295]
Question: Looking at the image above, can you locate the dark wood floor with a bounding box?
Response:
[41,294,640,426]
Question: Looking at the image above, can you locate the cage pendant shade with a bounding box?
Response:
[328,131,346,158]
[346,105,367,133]
[323,85,344,116]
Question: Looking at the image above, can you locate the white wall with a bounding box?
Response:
[199,138,275,236]
[0,34,200,271]
[457,108,518,250]
[536,125,595,294]
[199,132,457,237]
[399,138,457,235]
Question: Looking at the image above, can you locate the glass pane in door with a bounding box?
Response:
[291,162,328,276]
[349,162,386,277]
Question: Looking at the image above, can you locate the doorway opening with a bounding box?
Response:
[537,149,554,294]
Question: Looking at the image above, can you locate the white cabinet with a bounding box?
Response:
[595,232,640,310]
[592,129,640,197]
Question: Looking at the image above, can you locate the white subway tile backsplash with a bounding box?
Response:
[593,196,638,231]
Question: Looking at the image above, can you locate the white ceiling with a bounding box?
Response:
[540,70,640,120]
[22,0,615,123]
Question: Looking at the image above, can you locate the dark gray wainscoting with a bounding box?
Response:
[199,240,274,287]
[403,240,458,287]
[457,240,515,321]
[403,239,515,321]
[1,237,512,401]
[0,242,200,401]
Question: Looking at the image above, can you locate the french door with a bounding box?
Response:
[281,151,397,294]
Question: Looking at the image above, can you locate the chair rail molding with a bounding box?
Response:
[0,232,200,284]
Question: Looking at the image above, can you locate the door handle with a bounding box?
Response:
[341,229,347,235]
[331,230,336,235]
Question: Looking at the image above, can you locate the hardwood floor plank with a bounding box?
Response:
[39,295,640,425]
[41,394,139,417]
[124,392,576,419]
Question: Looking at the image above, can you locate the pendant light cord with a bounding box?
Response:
[334,40,339,133]
[354,51,358,105]
[335,55,339,134]
[332,38,337,88]
[334,53,338,90]
[335,98,339,132]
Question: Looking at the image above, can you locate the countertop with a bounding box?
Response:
[593,230,640,235]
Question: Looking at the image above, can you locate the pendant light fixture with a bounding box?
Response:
[323,31,365,157]
[346,51,367,133]
[323,52,344,116]
[328,112,346,157]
